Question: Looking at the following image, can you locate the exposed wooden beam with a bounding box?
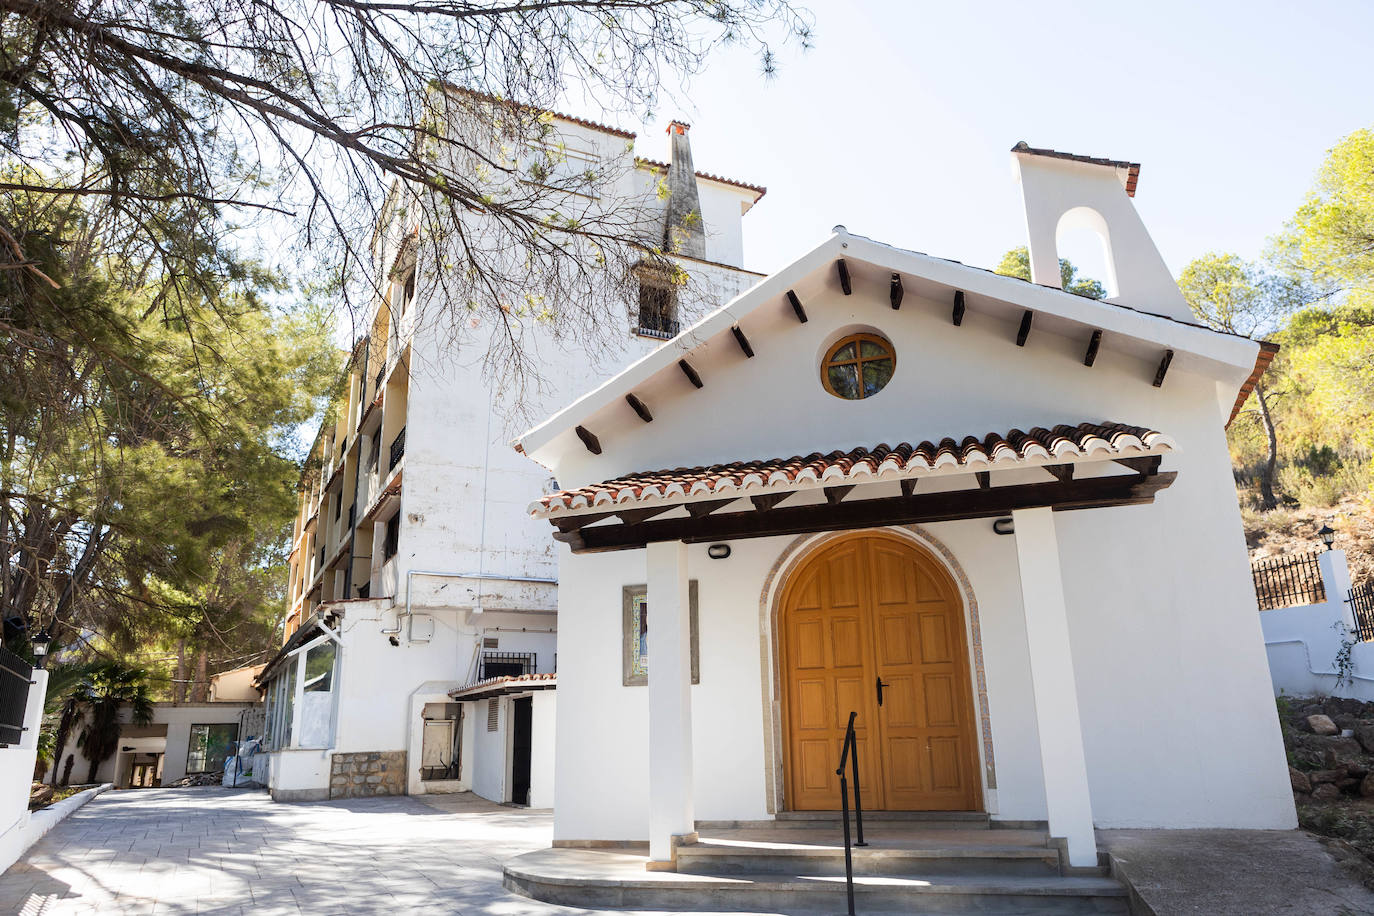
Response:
[1084,330,1102,367]
[731,324,755,358]
[889,273,904,310]
[837,259,852,295]
[824,485,856,505]
[554,472,1178,553]
[1114,455,1162,477]
[1153,349,1174,387]
[975,471,991,490]
[899,478,917,498]
[1016,310,1033,347]
[625,393,653,423]
[616,506,674,525]
[1045,464,1075,484]
[685,498,734,519]
[554,511,613,532]
[574,425,601,455]
[678,359,703,389]
[786,289,808,323]
[952,290,966,326]
[751,493,791,512]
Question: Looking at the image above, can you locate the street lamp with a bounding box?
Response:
[30,628,51,669]
[1319,524,1337,551]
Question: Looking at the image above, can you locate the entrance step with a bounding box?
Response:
[505,847,1130,914]
[776,809,991,824]
[677,839,1061,878]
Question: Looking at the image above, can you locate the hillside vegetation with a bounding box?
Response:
[1192,129,1374,564]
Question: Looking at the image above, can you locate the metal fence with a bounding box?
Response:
[1349,585,1374,643]
[479,651,535,680]
[1252,550,1326,611]
[0,644,33,746]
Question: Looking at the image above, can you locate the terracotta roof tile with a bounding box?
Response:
[533,422,1175,518]
[449,672,557,701]
[635,157,767,199]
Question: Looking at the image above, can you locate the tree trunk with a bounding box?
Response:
[174,640,187,703]
[191,650,208,702]
[1256,384,1279,511]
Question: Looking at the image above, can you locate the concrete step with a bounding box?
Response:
[505,849,1131,915]
[695,810,994,831]
[676,839,1063,878]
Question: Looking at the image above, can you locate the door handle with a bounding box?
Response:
[876,676,889,707]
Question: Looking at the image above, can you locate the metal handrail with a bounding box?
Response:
[836,710,867,916]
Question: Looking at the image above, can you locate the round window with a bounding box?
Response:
[822,333,895,400]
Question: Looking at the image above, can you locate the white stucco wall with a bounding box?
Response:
[529,692,557,809]
[544,271,1295,840]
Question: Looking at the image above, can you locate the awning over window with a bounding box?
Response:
[531,421,1178,553]
[449,673,557,702]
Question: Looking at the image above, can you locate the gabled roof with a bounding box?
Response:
[1012,141,1141,197]
[514,230,1266,467]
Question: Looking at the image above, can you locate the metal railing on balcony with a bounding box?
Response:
[635,311,679,340]
[1252,551,1326,611]
[0,644,33,746]
[389,426,406,471]
[374,367,385,399]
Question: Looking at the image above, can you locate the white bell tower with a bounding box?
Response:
[1011,142,1193,323]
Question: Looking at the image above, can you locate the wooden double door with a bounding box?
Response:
[781,533,982,812]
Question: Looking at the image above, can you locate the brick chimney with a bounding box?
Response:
[662,121,706,259]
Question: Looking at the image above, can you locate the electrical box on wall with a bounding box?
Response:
[409,614,435,643]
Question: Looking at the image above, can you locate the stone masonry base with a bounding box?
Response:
[329,751,407,799]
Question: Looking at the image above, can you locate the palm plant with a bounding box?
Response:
[76,663,153,784]
[42,663,94,786]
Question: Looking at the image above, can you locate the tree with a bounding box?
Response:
[0,0,812,386]
[1277,128,1374,305]
[75,662,153,784]
[994,247,1106,299]
[1178,253,1317,510]
[1,186,338,671]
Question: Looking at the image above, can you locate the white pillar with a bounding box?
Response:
[1012,507,1096,867]
[646,540,694,863]
[1321,549,1355,630]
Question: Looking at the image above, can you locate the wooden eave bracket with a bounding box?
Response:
[787,290,807,323]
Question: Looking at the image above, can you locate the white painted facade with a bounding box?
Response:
[258,110,765,804]
[519,148,1296,866]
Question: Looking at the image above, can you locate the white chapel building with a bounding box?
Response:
[507,143,1295,902]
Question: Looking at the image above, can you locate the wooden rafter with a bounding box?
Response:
[837,259,852,295]
[787,290,807,323]
[1084,330,1102,367]
[678,359,703,389]
[1153,349,1174,387]
[889,273,904,310]
[1016,310,1033,347]
[952,290,966,326]
[574,425,601,455]
[731,324,755,358]
[625,393,653,423]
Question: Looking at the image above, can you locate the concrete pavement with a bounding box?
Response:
[0,787,795,915]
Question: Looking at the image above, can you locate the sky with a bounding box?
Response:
[560,0,1373,283]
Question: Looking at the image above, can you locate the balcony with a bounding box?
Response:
[389,426,406,471]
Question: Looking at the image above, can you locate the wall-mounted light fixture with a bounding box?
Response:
[707,544,732,560]
[992,518,1015,536]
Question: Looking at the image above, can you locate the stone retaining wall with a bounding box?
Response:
[329,751,406,799]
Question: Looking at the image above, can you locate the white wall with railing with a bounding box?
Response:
[1259,549,1374,700]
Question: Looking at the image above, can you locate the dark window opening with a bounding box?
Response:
[480,651,535,680]
[637,280,679,339]
[383,514,400,560]
[187,723,238,774]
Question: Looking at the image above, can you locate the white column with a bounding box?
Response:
[1012,507,1096,867]
[1321,549,1354,630]
[646,540,694,863]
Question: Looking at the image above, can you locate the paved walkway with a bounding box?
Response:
[0,787,789,915]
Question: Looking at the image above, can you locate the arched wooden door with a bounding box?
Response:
[780,532,982,811]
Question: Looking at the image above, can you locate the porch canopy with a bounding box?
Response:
[530,421,1177,553]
